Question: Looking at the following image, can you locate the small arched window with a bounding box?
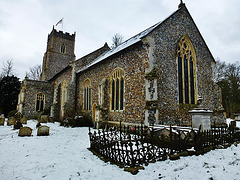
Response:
[177,35,197,104]
[110,68,124,110]
[36,93,45,111]
[83,79,91,111]
[60,44,66,54]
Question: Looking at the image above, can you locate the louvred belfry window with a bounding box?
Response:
[177,35,197,104]
[110,69,124,111]
[60,44,66,54]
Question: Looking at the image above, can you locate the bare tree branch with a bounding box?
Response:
[1,59,14,78]
[25,64,42,80]
[111,33,124,49]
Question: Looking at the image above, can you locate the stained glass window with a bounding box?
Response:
[177,35,196,104]
[83,80,91,111]
[111,69,124,110]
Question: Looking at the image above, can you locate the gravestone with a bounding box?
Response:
[39,115,48,123]
[0,117,4,126]
[37,126,50,136]
[7,117,17,126]
[18,127,32,136]
[20,117,27,124]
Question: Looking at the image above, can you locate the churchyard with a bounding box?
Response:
[0,118,240,179]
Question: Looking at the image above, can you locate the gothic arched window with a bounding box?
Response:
[83,79,91,111]
[177,35,197,104]
[36,93,45,111]
[110,69,124,111]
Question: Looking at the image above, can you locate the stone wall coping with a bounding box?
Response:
[189,109,213,114]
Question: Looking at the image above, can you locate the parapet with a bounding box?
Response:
[48,27,75,41]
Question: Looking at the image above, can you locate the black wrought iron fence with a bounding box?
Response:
[88,124,240,168]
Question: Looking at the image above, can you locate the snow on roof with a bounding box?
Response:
[76,7,181,73]
[76,21,162,73]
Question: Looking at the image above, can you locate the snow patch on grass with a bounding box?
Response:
[0,120,239,179]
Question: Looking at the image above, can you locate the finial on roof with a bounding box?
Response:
[178,0,185,9]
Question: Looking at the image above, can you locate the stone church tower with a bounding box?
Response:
[40,27,76,81]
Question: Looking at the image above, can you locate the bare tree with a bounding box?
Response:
[214,59,240,118]
[25,64,42,80]
[213,58,226,83]
[111,33,124,49]
[1,59,14,78]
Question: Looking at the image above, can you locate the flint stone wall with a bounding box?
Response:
[20,79,54,119]
[50,66,74,120]
[41,29,75,81]
[77,43,148,124]
[145,6,224,124]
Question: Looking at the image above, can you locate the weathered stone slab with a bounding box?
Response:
[48,117,54,123]
[37,126,50,136]
[20,118,27,124]
[0,117,5,126]
[189,109,212,131]
[39,115,48,123]
[7,118,17,126]
[18,127,32,136]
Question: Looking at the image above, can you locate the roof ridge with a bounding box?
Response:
[77,7,181,74]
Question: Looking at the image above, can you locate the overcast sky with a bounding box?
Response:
[0,0,240,80]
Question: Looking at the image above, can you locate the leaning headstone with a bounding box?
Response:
[7,117,17,126]
[37,126,50,136]
[18,127,32,137]
[20,117,27,124]
[0,117,4,126]
[39,115,48,123]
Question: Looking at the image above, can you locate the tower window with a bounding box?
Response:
[60,44,66,54]
[177,35,196,104]
[36,93,45,111]
[110,69,124,111]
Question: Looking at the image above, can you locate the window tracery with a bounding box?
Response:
[83,79,91,111]
[110,69,124,111]
[177,35,196,104]
[36,93,45,111]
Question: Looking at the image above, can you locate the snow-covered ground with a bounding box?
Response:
[0,120,240,180]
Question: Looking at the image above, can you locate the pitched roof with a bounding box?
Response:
[76,4,215,74]
[76,21,164,73]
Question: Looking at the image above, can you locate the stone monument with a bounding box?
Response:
[189,96,212,131]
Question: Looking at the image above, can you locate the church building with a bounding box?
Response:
[17,2,225,126]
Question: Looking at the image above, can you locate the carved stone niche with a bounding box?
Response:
[145,100,159,126]
[145,69,157,101]
[145,68,158,126]
[145,109,159,126]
